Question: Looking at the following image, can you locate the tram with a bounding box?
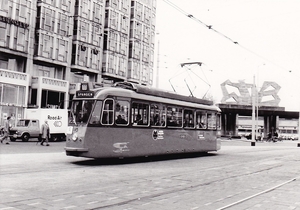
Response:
[65,82,221,158]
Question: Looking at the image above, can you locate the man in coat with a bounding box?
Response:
[40,120,50,146]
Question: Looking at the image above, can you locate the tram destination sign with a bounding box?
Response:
[76,91,94,98]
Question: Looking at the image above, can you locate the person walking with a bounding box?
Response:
[1,116,11,144]
[40,120,50,146]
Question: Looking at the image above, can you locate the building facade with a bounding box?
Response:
[0,0,156,125]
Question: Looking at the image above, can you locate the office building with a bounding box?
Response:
[0,0,156,125]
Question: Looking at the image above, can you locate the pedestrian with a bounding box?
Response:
[1,116,11,144]
[267,132,272,142]
[40,120,50,146]
[274,130,279,142]
[260,132,264,141]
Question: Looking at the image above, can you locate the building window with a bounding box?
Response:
[58,13,68,36]
[30,89,37,106]
[16,27,28,52]
[43,8,54,31]
[57,39,67,61]
[93,2,102,23]
[42,34,53,58]
[3,84,17,104]
[0,83,25,106]
[19,0,28,19]
[38,69,50,77]
[1,0,8,11]
[0,58,8,69]
[0,22,6,44]
[41,90,65,109]
[80,20,88,41]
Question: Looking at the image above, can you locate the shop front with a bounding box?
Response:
[0,68,30,126]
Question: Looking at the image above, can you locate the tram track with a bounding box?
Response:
[0,151,285,177]
[1,145,300,209]
[86,162,292,209]
[85,156,296,209]
[216,176,299,210]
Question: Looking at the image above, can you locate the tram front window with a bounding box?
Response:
[70,100,95,124]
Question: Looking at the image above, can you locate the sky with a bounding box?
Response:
[153,0,300,111]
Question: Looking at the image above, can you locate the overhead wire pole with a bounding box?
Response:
[251,75,256,145]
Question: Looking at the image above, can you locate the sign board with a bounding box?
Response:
[76,91,94,98]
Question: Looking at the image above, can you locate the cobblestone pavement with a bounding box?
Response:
[0,140,300,210]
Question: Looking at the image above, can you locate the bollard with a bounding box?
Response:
[251,141,256,146]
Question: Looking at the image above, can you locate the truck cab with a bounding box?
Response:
[10,119,40,142]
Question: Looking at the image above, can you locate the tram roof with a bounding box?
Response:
[75,82,220,111]
[113,82,213,106]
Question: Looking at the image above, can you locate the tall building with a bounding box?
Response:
[0,0,156,125]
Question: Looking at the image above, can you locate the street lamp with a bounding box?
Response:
[251,75,256,146]
[255,63,265,140]
[288,70,300,147]
[251,63,265,145]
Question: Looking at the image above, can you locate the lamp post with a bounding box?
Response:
[288,70,300,147]
[255,63,265,141]
[251,75,256,146]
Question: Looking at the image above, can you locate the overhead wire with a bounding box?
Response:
[162,0,291,72]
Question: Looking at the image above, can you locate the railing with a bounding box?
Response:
[41,77,68,87]
[0,68,28,81]
[31,76,68,88]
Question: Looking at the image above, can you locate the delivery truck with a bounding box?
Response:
[9,108,68,142]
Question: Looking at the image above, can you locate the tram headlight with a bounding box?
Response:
[72,133,78,141]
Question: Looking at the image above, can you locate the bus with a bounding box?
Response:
[65,82,221,159]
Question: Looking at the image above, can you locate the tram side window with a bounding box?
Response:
[196,111,207,129]
[115,100,129,126]
[132,102,149,126]
[150,104,166,127]
[207,113,216,129]
[101,99,114,125]
[89,101,102,124]
[183,109,194,128]
[167,106,182,127]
